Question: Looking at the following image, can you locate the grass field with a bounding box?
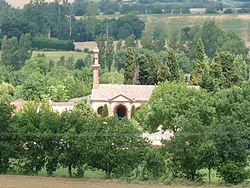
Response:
[140,14,250,43]
[32,51,87,61]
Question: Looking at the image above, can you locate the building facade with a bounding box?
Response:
[88,46,156,119]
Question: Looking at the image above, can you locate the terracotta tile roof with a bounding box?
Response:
[10,101,75,112]
[90,84,156,101]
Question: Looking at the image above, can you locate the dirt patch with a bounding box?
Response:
[0,175,187,188]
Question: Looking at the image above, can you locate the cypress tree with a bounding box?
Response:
[196,38,205,62]
[102,104,109,117]
[191,38,206,86]
[131,105,136,119]
[124,48,136,84]
[138,54,148,85]
[167,48,180,81]
[157,63,170,83]
[148,54,158,85]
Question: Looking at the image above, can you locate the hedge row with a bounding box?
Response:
[32,36,75,51]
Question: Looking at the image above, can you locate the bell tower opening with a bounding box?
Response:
[114,105,127,119]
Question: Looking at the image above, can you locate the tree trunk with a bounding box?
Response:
[68,164,72,177]
[208,168,211,184]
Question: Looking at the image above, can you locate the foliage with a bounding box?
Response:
[167,48,180,81]
[32,36,75,51]
[100,71,124,84]
[218,162,248,184]
[190,38,207,86]
[0,103,14,174]
[105,37,114,72]
[87,117,148,177]
[202,52,247,91]
[0,83,14,102]
[1,34,32,70]
[102,104,109,117]
[131,105,136,119]
[142,148,165,180]
[124,48,136,85]
[137,82,213,133]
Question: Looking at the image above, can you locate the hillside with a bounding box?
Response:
[6,0,74,8]
[141,14,250,45]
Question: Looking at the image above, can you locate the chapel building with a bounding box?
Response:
[88,47,156,119]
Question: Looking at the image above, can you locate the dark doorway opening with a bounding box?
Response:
[97,106,103,116]
[115,105,127,119]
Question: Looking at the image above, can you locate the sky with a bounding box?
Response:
[6,0,75,8]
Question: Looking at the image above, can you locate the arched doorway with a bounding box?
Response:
[97,106,103,116]
[114,105,127,119]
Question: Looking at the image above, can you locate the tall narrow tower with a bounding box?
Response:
[92,46,100,89]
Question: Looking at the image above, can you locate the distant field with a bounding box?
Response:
[77,14,250,44]
[32,51,87,61]
[6,0,74,8]
[140,14,250,43]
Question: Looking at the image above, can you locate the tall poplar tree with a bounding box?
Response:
[105,37,114,72]
[96,35,106,69]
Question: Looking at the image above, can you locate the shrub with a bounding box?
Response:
[223,9,234,14]
[32,36,75,51]
[237,8,250,13]
[219,162,248,184]
[142,148,165,180]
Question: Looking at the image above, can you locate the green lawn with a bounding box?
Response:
[38,167,105,179]
[32,51,88,62]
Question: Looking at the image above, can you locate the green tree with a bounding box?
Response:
[87,117,148,178]
[142,148,165,179]
[124,48,136,84]
[114,48,126,72]
[190,38,207,85]
[96,35,106,69]
[156,63,170,83]
[13,102,46,174]
[60,102,96,177]
[0,83,14,102]
[164,117,205,180]
[105,37,114,72]
[167,48,180,81]
[102,104,109,117]
[137,83,213,133]
[131,105,136,119]
[218,162,248,184]
[21,72,48,100]
[206,52,247,90]
[138,54,148,85]
[199,140,219,183]
[1,36,18,68]
[125,34,135,48]
[100,71,124,84]
[0,103,14,173]
[201,21,223,58]
[17,33,32,68]
[1,34,32,70]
